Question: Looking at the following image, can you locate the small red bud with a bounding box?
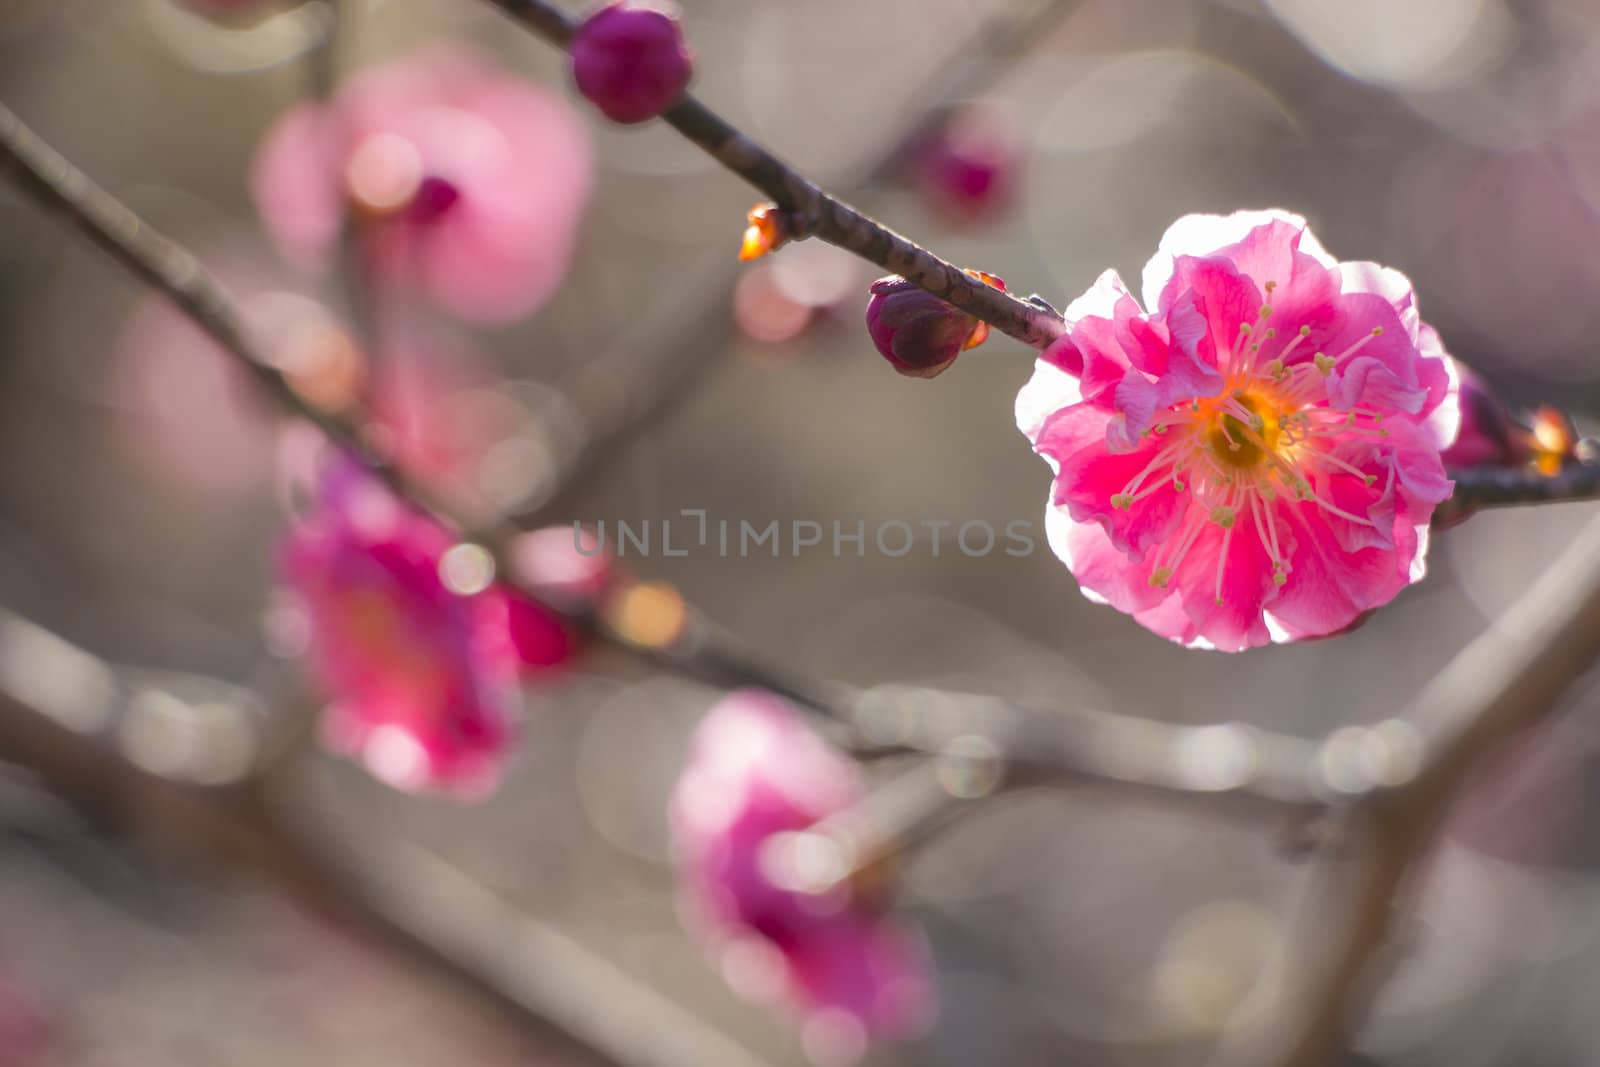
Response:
[865,271,1005,379]
[572,2,693,125]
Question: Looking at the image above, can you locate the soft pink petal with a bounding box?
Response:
[1041,406,1190,560]
[1055,518,1172,616]
[1157,254,1262,364]
[1141,209,1334,311]
[1173,519,1277,652]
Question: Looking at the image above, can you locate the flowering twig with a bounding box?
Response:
[478,0,1066,351]
[0,96,1307,811]
[12,86,1600,1067]
[522,0,1078,521]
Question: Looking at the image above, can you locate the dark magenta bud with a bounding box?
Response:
[1441,364,1526,469]
[865,272,1004,379]
[572,2,693,125]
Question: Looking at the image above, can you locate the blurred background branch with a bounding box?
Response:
[1214,509,1600,1067]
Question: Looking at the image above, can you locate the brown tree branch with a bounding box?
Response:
[478,0,1067,351]
[1445,460,1600,515]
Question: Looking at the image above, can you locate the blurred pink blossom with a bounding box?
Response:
[280,457,518,795]
[253,48,593,324]
[111,273,349,496]
[671,691,934,1060]
[911,103,1020,225]
[363,332,502,484]
[476,526,616,676]
[1016,210,1461,651]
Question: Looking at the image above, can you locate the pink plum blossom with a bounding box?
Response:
[1016,210,1461,652]
[280,457,518,794]
[252,49,592,324]
[670,691,934,1060]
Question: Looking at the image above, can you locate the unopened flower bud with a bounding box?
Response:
[1441,364,1525,469]
[572,2,693,124]
[865,271,1004,379]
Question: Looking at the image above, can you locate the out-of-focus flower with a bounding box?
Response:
[671,691,934,1061]
[911,103,1020,225]
[1016,210,1459,651]
[1441,363,1525,469]
[865,271,1004,379]
[571,1,693,124]
[252,48,592,324]
[364,332,503,483]
[480,525,615,675]
[111,276,351,496]
[280,457,518,795]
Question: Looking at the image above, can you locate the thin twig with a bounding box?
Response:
[479,0,1066,350]
[1445,461,1600,514]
